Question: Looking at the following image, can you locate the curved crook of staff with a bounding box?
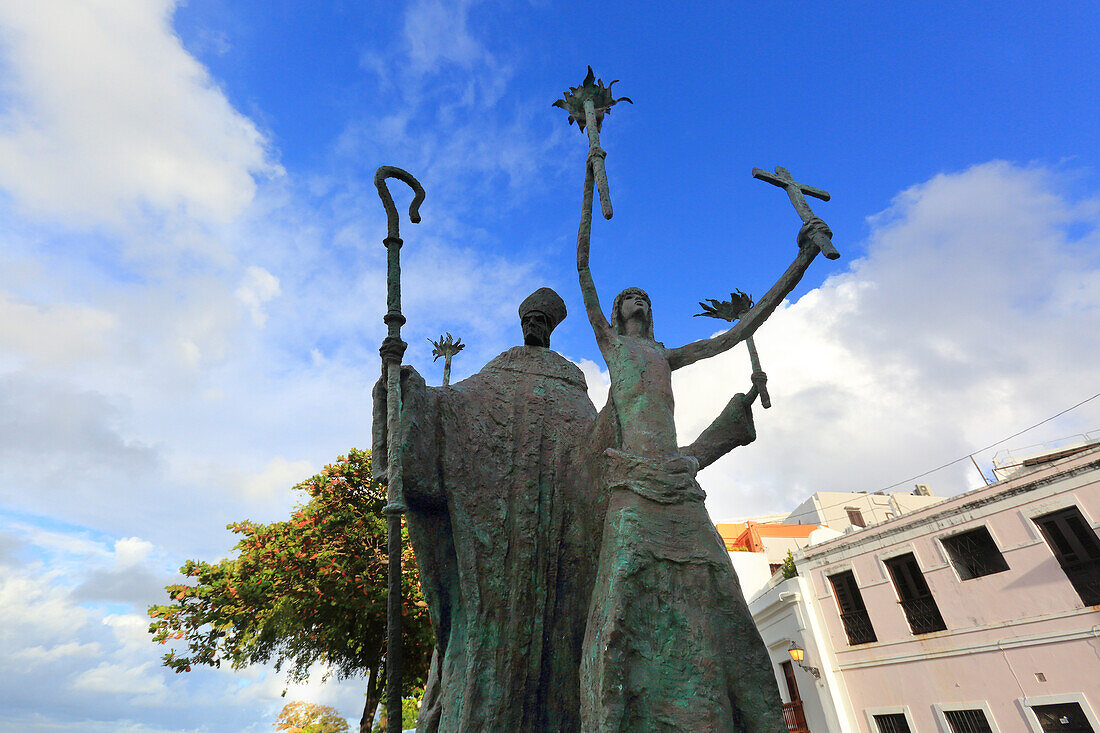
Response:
[374,165,423,733]
[376,165,425,240]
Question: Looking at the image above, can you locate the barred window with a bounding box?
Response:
[885,552,947,634]
[873,712,912,733]
[944,708,993,733]
[827,570,877,645]
[941,527,1009,580]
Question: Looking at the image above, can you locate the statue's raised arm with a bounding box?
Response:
[577,159,614,349]
[556,67,630,353]
[667,216,831,370]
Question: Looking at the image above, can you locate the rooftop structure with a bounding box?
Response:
[785,488,945,534]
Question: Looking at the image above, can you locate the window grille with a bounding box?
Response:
[873,713,912,733]
[1034,507,1100,606]
[941,527,1010,580]
[827,570,877,645]
[885,553,947,634]
[944,708,993,733]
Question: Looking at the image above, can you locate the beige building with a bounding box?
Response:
[785,487,945,533]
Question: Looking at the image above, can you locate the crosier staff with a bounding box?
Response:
[374,165,424,733]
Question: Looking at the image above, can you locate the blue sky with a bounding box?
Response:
[1,1,1099,730]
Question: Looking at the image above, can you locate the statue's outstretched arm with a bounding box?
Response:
[667,218,830,370]
[681,392,756,470]
[577,161,613,349]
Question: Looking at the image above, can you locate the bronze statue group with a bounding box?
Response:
[372,69,834,733]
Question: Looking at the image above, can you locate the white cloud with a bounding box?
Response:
[403,0,485,71]
[240,456,316,502]
[12,640,101,665]
[235,265,281,327]
[0,0,279,226]
[0,565,89,645]
[113,537,154,567]
[74,661,166,695]
[103,613,154,651]
[0,375,161,511]
[7,523,111,561]
[0,542,371,730]
[0,290,117,365]
[672,162,1100,519]
[572,357,610,411]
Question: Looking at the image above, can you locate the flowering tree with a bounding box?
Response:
[275,701,349,732]
[148,449,432,732]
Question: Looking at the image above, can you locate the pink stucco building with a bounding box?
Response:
[752,443,1100,733]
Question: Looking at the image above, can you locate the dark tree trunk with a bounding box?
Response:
[361,662,381,733]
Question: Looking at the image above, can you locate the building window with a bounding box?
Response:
[1034,507,1100,606]
[941,527,1010,580]
[847,508,867,527]
[1032,702,1094,732]
[827,570,877,645]
[944,708,994,733]
[873,713,912,733]
[884,552,947,634]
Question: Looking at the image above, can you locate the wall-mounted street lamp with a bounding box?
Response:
[788,642,821,679]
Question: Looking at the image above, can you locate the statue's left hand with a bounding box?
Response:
[744,371,767,405]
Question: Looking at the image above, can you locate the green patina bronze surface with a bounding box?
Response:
[374,165,425,733]
[551,65,632,134]
[696,292,772,409]
[752,165,840,260]
[374,290,616,732]
[568,68,836,732]
[366,71,838,733]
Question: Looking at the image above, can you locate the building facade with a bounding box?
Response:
[785,488,945,534]
[745,445,1100,733]
[719,522,829,574]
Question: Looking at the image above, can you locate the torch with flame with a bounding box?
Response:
[429,332,464,387]
[695,291,772,409]
[553,66,631,219]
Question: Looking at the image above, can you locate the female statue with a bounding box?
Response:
[575,148,832,732]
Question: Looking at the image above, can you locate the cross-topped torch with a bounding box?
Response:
[695,291,771,409]
[752,165,839,260]
[429,332,464,386]
[553,66,632,219]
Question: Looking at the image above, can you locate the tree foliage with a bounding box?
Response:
[275,701,350,732]
[781,549,798,579]
[148,449,433,723]
[371,693,422,733]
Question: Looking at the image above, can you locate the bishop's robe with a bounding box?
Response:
[373,346,608,732]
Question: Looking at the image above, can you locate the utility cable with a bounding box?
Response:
[751,390,1100,524]
[873,390,1100,493]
